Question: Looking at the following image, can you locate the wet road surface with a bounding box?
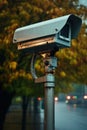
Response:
[55,102,87,130]
[28,102,87,130]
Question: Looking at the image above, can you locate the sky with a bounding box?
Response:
[79,0,87,6]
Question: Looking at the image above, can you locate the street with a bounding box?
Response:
[32,101,87,130]
[55,102,87,130]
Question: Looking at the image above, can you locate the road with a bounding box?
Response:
[4,101,87,130]
[28,101,87,130]
[55,102,87,130]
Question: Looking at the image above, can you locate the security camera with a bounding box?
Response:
[13,14,82,54]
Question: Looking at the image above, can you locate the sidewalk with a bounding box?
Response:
[4,103,44,130]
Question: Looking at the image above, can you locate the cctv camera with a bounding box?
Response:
[13,14,82,54]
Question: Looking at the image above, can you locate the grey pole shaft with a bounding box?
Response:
[44,83,55,130]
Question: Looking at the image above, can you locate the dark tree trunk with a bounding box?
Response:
[33,97,39,113]
[22,96,29,130]
[0,90,13,130]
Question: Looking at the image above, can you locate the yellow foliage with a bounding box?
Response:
[60,71,66,77]
[4,38,9,44]
[26,73,32,80]
[9,61,17,70]
[19,70,26,77]
[70,59,77,65]
[72,40,77,47]
[35,59,41,71]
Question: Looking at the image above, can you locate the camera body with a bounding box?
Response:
[13,14,82,54]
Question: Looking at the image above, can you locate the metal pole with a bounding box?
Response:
[31,54,57,130]
[43,55,57,130]
[44,81,55,130]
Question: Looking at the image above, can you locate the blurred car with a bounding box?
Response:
[66,95,82,104]
[66,94,87,105]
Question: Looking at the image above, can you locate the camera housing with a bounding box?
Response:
[13,14,82,54]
